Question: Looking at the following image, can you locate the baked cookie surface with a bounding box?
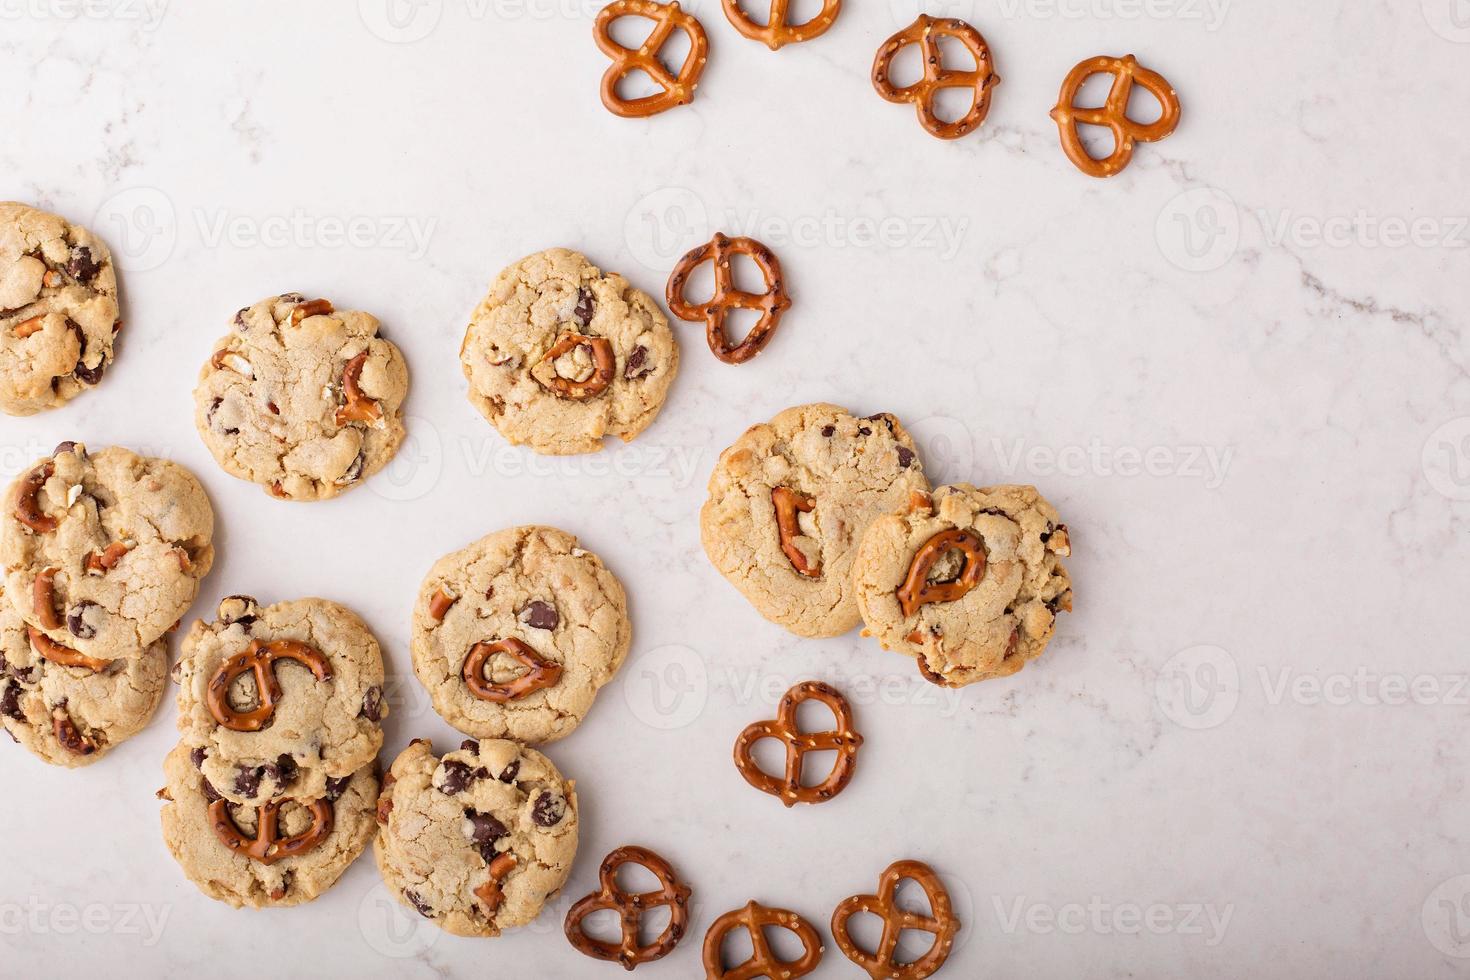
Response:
[159,742,378,908]
[175,595,387,807]
[700,403,930,637]
[853,483,1073,686]
[0,586,166,766]
[1,443,215,662]
[460,248,678,455]
[0,202,119,416]
[373,738,578,937]
[194,293,410,501]
[412,526,630,743]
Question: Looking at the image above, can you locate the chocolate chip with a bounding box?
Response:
[460,739,480,754]
[0,683,22,722]
[498,759,520,784]
[532,790,566,827]
[437,759,478,795]
[66,245,101,283]
[53,441,78,456]
[821,425,835,437]
[623,346,650,379]
[73,359,105,386]
[190,746,207,769]
[273,754,299,785]
[897,446,915,469]
[404,890,434,918]
[234,766,263,797]
[360,686,382,722]
[67,601,99,640]
[325,776,350,802]
[573,287,595,327]
[519,601,558,631]
[466,809,508,857]
[233,308,249,330]
[858,426,872,436]
[201,779,222,803]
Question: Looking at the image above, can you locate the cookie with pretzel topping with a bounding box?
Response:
[700,403,930,637]
[0,584,166,767]
[373,737,578,937]
[158,743,379,908]
[460,248,678,455]
[854,483,1072,686]
[175,595,387,807]
[193,292,410,500]
[0,202,120,416]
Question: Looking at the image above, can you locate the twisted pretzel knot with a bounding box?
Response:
[564,845,692,969]
[702,900,824,980]
[461,637,564,703]
[535,332,615,399]
[733,681,863,806]
[594,0,710,118]
[872,15,999,140]
[666,233,791,364]
[209,795,335,866]
[896,527,987,618]
[722,0,840,51]
[1050,54,1180,178]
[831,860,959,980]
[207,639,334,732]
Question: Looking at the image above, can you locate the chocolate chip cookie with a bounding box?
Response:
[194,293,410,501]
[460,248,678,455]
[0,202,119,416]
[700,403,930,637]
[175,595,387,807]
[853,483,1073,686]
[1,442,215,662]
[159,743,379,908]
[373,737,578,937]
[0,584,166,767]
[412,526,630,743]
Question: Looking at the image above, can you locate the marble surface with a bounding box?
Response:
[3,1,1469,976]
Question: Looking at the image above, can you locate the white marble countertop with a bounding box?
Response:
[3,1,1469,977]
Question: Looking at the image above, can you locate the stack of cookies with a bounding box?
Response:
[0,442,214,765]
[159,595,389,907]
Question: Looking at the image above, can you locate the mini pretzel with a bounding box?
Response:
[209,796,334,865]
[28,627,109,673]
[666,233,791,364]
[896,528,986,618]
[290,298,334,326]
[536,332,616,399]
[85,541,132,574]
[32,567,63,631]
[462,638,563,703]
[771,487,819,578]
[733,681,862,806]
[51,705,96,756]
[1050,54,1180,178]
[703,900,823,979]
[872,15,999,140]
[335,351,383,426]
[722,0,839,50]
[207,640,334,732]
[14,462,58,533]
[565,845,691,969]
[831,860,958,980]
[429,587,458,621]
[474,852,519,915]
[594,0,709,118]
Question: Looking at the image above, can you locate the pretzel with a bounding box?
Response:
[831,860,958,980]
[461,638,563,703]
[209,796,334,866]
[1050,54,1180,178]
[702,900,823,979]
[564,845,691,969]
[666,233,791,364]
[206,640,335,732]
[594,0,709,118]
[535,332,616,399]
[872,15,999,140]
[14,461,58,533]
[335,351,383,426]
[290,298,334,326]
[51,704,97,757]
[896,528,986,618]
[722,0,839,50]
[771,487,819,578]
[85,541,132,574]
[31,567,63,630]
[474,852,519,915]
[733,680,862,806]
[28,627,110,673]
